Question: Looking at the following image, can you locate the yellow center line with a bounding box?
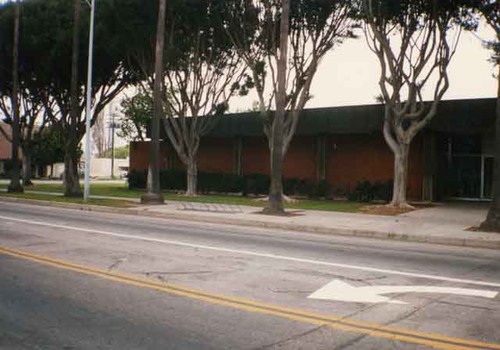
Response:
[1,246,499,350]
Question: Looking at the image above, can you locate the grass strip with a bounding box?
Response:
[0,182,363,213]
[0,192,136,208]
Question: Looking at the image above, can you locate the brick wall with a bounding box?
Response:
[129,134,425,200]
[0,123,20,160]
[198,138,234,173]
[241,137,269,175]
[283,136,317,181]
[326,134,423,200]
[129,142,170,170]
[238,136,317,180]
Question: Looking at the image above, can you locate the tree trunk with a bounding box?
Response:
[390,142,411,208]
[65,0,82,197]
[186,159,197,196]
[22,152,33,186]
[263,0,289,215]
[63,147,82,197]
[141,0,166,205]
[480,66,500,232]
[8,0,23,193]
[382,108,413,208]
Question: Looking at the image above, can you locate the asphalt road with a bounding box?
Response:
[0,202,499,349]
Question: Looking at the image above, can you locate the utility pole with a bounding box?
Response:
[110,110,115,179]
[84,0,95,201]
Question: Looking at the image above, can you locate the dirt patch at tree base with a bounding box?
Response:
[358,204,432,216]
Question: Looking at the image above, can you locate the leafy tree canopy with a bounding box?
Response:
[472,1,499,60]
[119,90,152,142]
[31,128,80,167]
[100,145,129,159]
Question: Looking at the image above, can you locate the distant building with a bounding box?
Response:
[129,98,496,201]
[0,123,22,177]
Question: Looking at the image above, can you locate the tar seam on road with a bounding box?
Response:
[1,246,499,350]
[1,214,499,288]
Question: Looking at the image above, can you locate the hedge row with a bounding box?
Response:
[128,170,393,201]
[348,180,393,202]
[127,169,331,198]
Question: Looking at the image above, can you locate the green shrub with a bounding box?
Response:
[283,178,299,196]
[372,180,393,202]
[127,169,147,189]
[348,180,393,202]
[311,179,331,198]
[243,173,270,196]
[161,170,186,191]
[128,169,341,199]
[349,180,373,202]
[101,146,129,159]
[129,169,253,194]
[219,173,245,193]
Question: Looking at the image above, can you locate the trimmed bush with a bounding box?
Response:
[311,179,331,198]
[161,170,186,191]
[128,168,341,200]
[372,180,393,202]
[198,172,245,194]
[243,173,270,196]
[127,169,147,189]
[348,180,393,202]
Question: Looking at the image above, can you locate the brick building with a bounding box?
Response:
[129,98,496,201]
[0,123,20,176]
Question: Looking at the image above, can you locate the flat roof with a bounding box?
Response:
[159,98,497,138]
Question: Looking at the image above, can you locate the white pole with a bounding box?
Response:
[84,0,95,201]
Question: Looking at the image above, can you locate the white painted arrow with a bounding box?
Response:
[308,280,499,305]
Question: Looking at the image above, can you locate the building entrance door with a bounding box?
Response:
[448,155,493,200]
[448,155,481,199]
[440,135,493,200]
[482,156,494,199]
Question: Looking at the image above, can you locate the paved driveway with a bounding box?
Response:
[401,202,489,227]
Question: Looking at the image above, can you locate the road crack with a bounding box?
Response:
[142,270,214,276]
[251,325,326,349]
[267,288,310,295]
[107,257,127,271]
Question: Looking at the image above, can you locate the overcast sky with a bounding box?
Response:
[231,24,498,111]
[2,0,497,111]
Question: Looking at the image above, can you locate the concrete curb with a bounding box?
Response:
[1,196,499,250]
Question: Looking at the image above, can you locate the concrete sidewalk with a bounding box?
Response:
[134,200,500,249]
[1,194,499,249]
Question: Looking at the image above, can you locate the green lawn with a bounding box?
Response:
[19,182,144,198]
[0,191,136,208]
[0,182,364,213]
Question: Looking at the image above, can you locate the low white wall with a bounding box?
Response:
[90,158,129,178]
[44,158,129,179]
[45,163,65,179]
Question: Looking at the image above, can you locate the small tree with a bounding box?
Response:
[362,0,471,208]
[119,89,152,142]
[157,0,248,196]
[477,1,500,231]
[16,0,139,197]
[31,127,67,177]
[0,95,46,185]
[0,3,58,186]
[265,0,289,214]
[224,0,355,213]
